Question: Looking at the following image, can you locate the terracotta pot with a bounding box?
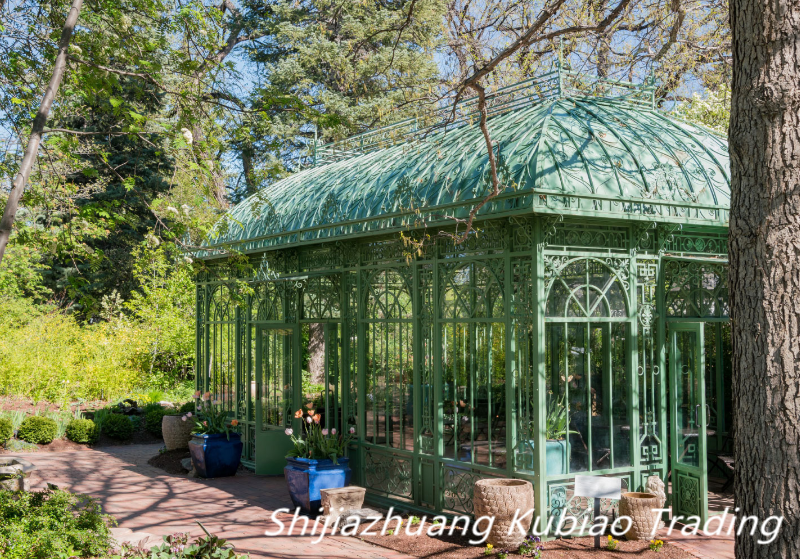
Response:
[619,492,659,540]
[473,479,534,548]
[162,415,195,450]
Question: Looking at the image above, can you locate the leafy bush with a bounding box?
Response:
[119,526,248,559]
[101,414,135,440]
[178,401,195,414]
[144,408,168,437]
[65,419,99,444]
[0,418,12,445]
[41,410,72,440]
[0,410,25,432]
[17,416,57,444]
[0,301,149,403]
[0,488,116,559]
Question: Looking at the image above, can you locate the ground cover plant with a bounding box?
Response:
[0,488,116,559]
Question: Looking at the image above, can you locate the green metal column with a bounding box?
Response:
[533,217,548,529]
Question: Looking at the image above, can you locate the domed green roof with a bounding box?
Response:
[203,93,729,254]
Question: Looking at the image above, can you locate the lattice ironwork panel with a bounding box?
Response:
[664,230,727,255]
[364,449,413,499]
[440,465,501,515]
[439,259,505,320]
[676,472,701,516]
[637,259,663,466]
[544,256,630,318]
[547,222,628,251]
[301,275,341,319]
[664,260,728,318]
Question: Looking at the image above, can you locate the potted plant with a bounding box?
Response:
[184,391,242,478]
[284,405,355,514]
[545,394,579,475]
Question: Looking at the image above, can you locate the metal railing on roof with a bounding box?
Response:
[313,68,656,166]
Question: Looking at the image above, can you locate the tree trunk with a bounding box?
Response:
[729,0,800,557]
[307,322,326,385]
[0,0,83,266]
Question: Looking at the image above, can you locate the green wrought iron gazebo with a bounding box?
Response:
[195,69,731,529]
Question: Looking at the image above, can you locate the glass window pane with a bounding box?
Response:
[675,330,700,467]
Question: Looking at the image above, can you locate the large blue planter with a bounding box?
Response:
[189,433,243,478]
[284,457,351,514]
[546,439,568,475]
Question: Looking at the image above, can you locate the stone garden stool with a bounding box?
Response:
[0,457,36,491]
[320,486,366,522]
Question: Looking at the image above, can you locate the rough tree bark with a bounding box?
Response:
[0,0,83,266]
[729,0,800,556]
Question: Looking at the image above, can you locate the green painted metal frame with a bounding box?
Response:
[194,214,730,531]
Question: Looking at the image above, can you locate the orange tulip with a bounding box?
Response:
[231,419,239,427]
[305,402,314,409]
[308,409,315,416]
[313,414,321,424]
[294,410,303,419]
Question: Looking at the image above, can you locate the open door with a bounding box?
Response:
[669,323,709,523]
[255,326,296,475]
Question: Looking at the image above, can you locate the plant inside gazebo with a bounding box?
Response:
[284,407,355,514]
[185,392,243,478]
[545,394,579,475]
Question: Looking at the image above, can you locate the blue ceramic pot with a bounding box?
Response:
[189,433,243,478]
[284,457,351,514]
[546,439,568,475]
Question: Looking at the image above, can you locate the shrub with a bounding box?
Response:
[102,414,135,440]
[65,419,98,445]
[145,408,168,437]
[0,488,115,559]
[42,411,72,440]
[17,416,57,444]
[0,418,12,445]
[178,401,195,414]
[119,528,248,559]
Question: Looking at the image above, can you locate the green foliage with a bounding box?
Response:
[0,418,13,445]
[0,410,26,432]
[0,489,116,559]
[117,526,249,558]
[545,394,580,441]
[41,411,73,440]
[0,246,52,303]
[4,440,38,453]
[17,416,58,444]
[673,86,730,134]
[144,408,169,437]
[285,401,353,463]
[0,296,152,403]
[101,414,135,440]
[178,401,196,414]
[125,244,196,382]
[65,419,99,445]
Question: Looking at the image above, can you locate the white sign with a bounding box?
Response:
[574,475,622,500]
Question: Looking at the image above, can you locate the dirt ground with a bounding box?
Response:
[358,519,692,559]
